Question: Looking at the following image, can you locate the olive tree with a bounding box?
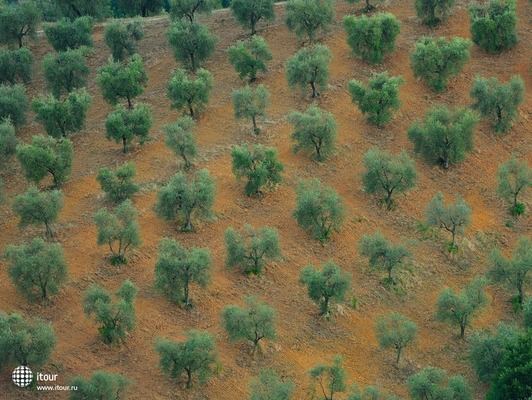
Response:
[44,16,93,51]
[231,144,284,196]
[222,296,276,352]
[16,135,73,187]
[232,84,269,134]
[523,299,532,329]
[0,47,33,85]
[225,225,282,275]
[155,330,217,388]
[293,179,345,242]
[56,0,111,19]
[32,88,92,138]
[249,369,295,400]
[375,312,417,364]
[155,169,216,231]
[346,0,381,12]
[166,20,217,71]
[164,116,197,170]
[0,312,55,368]
[231,0,275,35]
[425,192,471,250]
[436,277,488,338]
[96,162,139,203]
[0,118,18,162]
[105,103,152,153]
[285,44,331,98]
[69,371,130,400]
[407,367,472,400]
[347,386,397,400]
[488,236,531,306]
[42,48,90,99]
[168,68,213,117]
[94,199,141,266]
[300,260,351,316]
[98,54,148,109]
[285,0,335,43]
[497,155,531,216]
[83,280,138,344]
[343,13,401,64]
[0,0,40,48]
[408,105,478,169]
[4,238,68,303]
[471,75,524,134]
[12,187,63,237]
[349,72,404,126]
[227,35,272,83]
[289,106,337,161]
[309,356,347,400]
[415,0,456,27]
[358,231,411,285]
[170,0,217,22]
[115,0,164,17]
[104,20,144,62]
[468,0,517,54]
[0,84,28,127]
[410,36,471,93]
[155,237,211,307]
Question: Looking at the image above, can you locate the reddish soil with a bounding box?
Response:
[0,0,530,399]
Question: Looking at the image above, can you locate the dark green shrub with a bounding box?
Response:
[469,0,517,54]
[44,16,93,51]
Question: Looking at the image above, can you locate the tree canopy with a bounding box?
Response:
[285,44,331,98]
[231,0,275,35]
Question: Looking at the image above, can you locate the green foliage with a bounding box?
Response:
[0,83,27,127]
[407,366,473,400]
[44,16,93,51]
[42,48,90,98]
[471,75,524,134]
[0,0,40,48]
[155,169,216,231]
[249,369,295,400]
[32,88,92,138]
[361,147,417,209]
[415,0,456,27]
[104,20,144,62]
[285,44,331,98]
[359,231,411,284]
[410,36,471,93]
[97,162,139,203]
[469,323,519,382]
[225,225,282,275]
[56,0,111,20]
[285,0,334,43]
[349,72,404,126]
[232,84,269,134]
[497,154,531,215]
[375,312,417,364]
[115,0,164,17]
[155,330,217,388]
[83,280,138,344]
[16,135,73,187]
[231,0,275,35]
[94,199,141,265]
[0,118,18,162]
[167,68,213,117]
[343,13,401,64]
[222,296,276,351]
[105,103,152,153]
[436,277,488,338]
[155,237,211,306]
[408,105,478,169]
[4,238,67,303]
[170,0,217,22]
[309,356,347,400]
[164,116,197,169]
[523,298,532,329]
[98,54,148,109]
[293,179,345,242]
[227,35,272,83]
[469,0,517,54]
[166,20,217,71]
[69,370,131,400]
[289,106,337,161]
[34,0,62,22]
[487,330,532,400]
[425,192,471,250]
[231,144,284,196]
[0,47,33,85]
[0,312,55,368]
[488,236,531,306]
[12,187,63,236]
[347,385,398,400]
[300,260,351,316]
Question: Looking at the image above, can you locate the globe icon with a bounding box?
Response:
[12,366,33,388]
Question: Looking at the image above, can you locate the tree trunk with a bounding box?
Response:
[252,115,258,134]
[518,285,523,306]
[451,229,457,249]
[184,283,190,306]
[183,212,193,232]
[45,220,53,237]
[18,35,23,49]
[122,136,127,154]
[310,81,318,98]
[460,324,465,339]
[396,346,402,364]
[186,369,192,389]
[190,53,196,72]
[127,96,132,110]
